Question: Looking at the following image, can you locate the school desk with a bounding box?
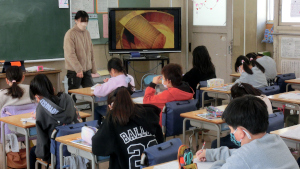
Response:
[199,86,231,109]
[56,133,104,169]
[0,112,90,169]
[285,79,300,92]
[144,159,214,169]
[268,91,300,124]
[181,105,229,148]
[270,124,300,158]
[0,69,61,92]
[69,87,145,120]
[230,73,281,78]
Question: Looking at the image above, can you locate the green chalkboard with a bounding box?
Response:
[92,0,150,45]
[0,0,150,60]
[0,0,70,60]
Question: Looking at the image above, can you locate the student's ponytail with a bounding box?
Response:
[107,87,141,126]
[242,60,253,74]
[250,58,265,73]
[5,66,24,99]
[235,55,253,74]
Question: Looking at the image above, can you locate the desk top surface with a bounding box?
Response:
[180,105,227,124]
[285,79,300,84]
[55,133,92,153]
[230,73,241,77]
[199,86,231,94]
[270,124,300,142]
[68,87,94,96]
[0,69,61,79]
[268,91,300,104]
[0,111,91,128]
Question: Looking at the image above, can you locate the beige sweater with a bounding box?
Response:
[0,84,33,113]
[63,25,97,74]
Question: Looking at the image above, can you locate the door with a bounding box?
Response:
[189,0,232,83]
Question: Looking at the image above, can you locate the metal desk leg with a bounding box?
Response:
[202,91,207,109]
[1,122,6,169]
[183,118,188,145]
[214,124,221,148]
[24,128,30,169]
[286,83,291,92]
[59,143,64,169]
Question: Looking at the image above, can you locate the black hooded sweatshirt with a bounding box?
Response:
[92,104,163,169]
[35,93,81,161]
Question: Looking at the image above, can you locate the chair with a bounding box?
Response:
[275,73,296,93]
[195,81,215,109]
[258,85,280,96]
[0,103,37,143]
[35,120,108,169]
[140,73,157,90]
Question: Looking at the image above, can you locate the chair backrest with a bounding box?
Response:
[275,73,296,93]
[195,81,213,109]
[162,99,198,137]
[267,112,284,133]
[140,73,157,90]
[0,103,37,143]
[258,85,280,96]
[50,120,98,169]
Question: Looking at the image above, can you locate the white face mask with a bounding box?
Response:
[162,79,168,88]
[80,22,88,27]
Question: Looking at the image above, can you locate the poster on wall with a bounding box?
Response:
[281,37,300,58]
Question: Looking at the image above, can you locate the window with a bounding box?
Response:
[281,0,300,23]
[267,0,274,22]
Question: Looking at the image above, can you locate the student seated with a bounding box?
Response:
[196,95,298,169]
[29,74,81,169]
[0,66,32,112]
[234,55,267,88]
[182,46,216,97]
[210,82,273,149]
[246,52,277,84]
[92,87,163,169]
[93,57,134,121]
[143,63,194,125]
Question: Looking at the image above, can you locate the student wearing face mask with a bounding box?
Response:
[196,96,298,169]
[64,10,98,97]
[143,63,194,126]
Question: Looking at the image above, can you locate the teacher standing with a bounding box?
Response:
[64,10,98,93]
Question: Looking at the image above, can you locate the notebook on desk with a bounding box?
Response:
[97,70,110,76]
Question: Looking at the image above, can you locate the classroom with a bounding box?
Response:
[1,0,300,168]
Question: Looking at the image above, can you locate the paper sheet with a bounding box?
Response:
[278,93,300,100]
[87,19,100,39]
[97,0,118,13]
[20,118,36,124]
[291,0,300,17]
[97,70,109,76]
[71,0,94,13]
[281,60,300,78]
[153,159,214,169]
[281,37,300,58]
[280,125,300,140]
[59,0,69,8]
[132,97,144,104]
[103,14,108,38]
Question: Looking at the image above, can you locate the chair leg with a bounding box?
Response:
[195,131,199,150]
[35,160,39,169]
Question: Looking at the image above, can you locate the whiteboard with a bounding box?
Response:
[193,0,227,26]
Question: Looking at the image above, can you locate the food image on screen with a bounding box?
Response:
[115,10,174,49]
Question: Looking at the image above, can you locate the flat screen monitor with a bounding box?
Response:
[2,60,25,73]
[109,8,181,54]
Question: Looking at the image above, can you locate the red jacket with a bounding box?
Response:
[143,82,194,125]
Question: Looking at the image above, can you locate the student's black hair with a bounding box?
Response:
[107,87,143,126]
[107,57,134,94]
[30,74,59,104]
[222,95,269,134]
[75,10,89,22]
[161,63,182,87]
[234,55,265,74]
[231,82,262,99]
[5,66,24,99]
[245,52,257,61]
[192,46,215,75]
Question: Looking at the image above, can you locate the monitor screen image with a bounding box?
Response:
[109,8,181,54]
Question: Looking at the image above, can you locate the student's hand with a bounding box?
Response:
[91,73,100,78]
[31,112,36,119]
[152,76,162,84]
[196,149,206,162]
[103,78,109,83]
[77,71,83,78]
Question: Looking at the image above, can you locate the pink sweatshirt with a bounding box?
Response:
[93,74,135,97]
